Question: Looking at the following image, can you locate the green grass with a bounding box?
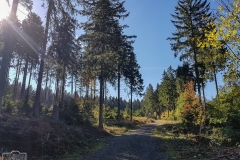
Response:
[89,138,108,153]
[60,138,108,160]
[154,122,215,160]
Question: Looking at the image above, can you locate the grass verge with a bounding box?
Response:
[153,121,236,160]
[61,138,109,160]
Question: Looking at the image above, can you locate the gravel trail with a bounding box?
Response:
[81,122,173,160]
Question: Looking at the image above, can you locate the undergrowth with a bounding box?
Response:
[154,121,240,160]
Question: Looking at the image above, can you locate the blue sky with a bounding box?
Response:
[12,0,222,100]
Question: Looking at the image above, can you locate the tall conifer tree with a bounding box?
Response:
[79,0,129,128]
[168,0,212,103]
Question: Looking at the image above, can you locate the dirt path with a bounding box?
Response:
[81,122,173,160]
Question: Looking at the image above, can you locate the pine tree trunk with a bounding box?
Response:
[74,79,77,99]
[98,74,104,129]
[213,66,220,104]
[201,81,206,112]
[104,81,107,102]
[44,69,49,104]
[10,0,19,18]
[80,84,82,100]
[117,71,121,121]
[130,85,133,122]
[90,81,93,101]
[53,77,59,121]
[27,61,33,93]
[61,65,66,103]
[12,58,20,100]
[0,33,11,108]
[102,82,105,104]
[46,74,52,105]
[71,73,73,95]
[85,84,89,100]
[193,52,202,103]
[20,56,29,99]
[15,58,22,100]
[94,79,96,101]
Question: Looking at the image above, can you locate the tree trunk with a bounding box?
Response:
[53,77,59,121]
[117,71,121,121]
[27,61,33,93]
[44,69,49,104]
[102,82,105,104]
[34,1,53,118]
[0,54,8,113]
[74,79,77,99]
[130,85,133,122]
[201,81,206,112]
[61,65,66,103]
[10,0,19,18]
[94,79,96,101]
[90,80,93,101]
[15,58,22,100]
[0,0,20,113]
[98,75,104,129]
[20,56,29,99]
[194,52,202,103]
[104,81,107,102]
[12,58,21,100]
[213,66,220,105]
[46,74,52,105]
[85,84,89,100]
[71,73,73,95]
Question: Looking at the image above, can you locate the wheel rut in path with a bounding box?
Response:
[81,122,172,160]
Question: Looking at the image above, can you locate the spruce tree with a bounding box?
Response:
[34,0,80,118]
[158,66,178,116]
[20,13,44,100]
[124,51,144,121]
[48,15,78,120]
[79,0,130,128]
[168,0,212,103]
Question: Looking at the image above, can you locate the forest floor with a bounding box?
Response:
[153,120,240,160]
[0,115,154,160]
[1,115,240,160]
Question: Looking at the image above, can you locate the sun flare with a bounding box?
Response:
[0,1,11,20]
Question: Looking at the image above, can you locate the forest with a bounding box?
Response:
[0,0,144,126]
[0,0,240,159]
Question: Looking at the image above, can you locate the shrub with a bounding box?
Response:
[133,109,145,117]
[123,105,130,119]
[160,110,175,120]
[2,94,18,114]
[103,106,118,119]
[180,81,202,131]
[59,98,83,125]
